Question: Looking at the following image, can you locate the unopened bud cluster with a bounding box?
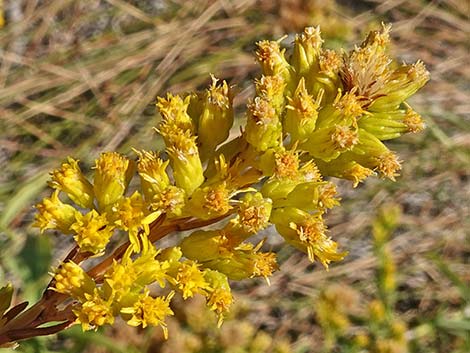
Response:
[30,25,428,338]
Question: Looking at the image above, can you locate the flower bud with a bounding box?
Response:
[302,125,358,162]
[53,261,96,300]
[315,158,374,187]
[180,229,222,262]
[273,181,339,211]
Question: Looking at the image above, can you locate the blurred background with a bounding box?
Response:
[0,0,468,352]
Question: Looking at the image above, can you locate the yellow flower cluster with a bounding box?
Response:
[32,25,427,337]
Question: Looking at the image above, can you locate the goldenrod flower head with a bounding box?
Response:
[52,261,95,299]
[71,210,114,254]
[331,125,359,150]
[255,39,291,78]
[333,90,365,120]
[33,190,77,234]
[255,75,286,114]
[165,130,204,195]
[112,192,160,251]
[156,93,193,133]
[112,191,147,230]
[48,158,94,209]
[308,48,343,97]
[234,192,272,234]
[245,97,282,151]
[375,151,401,181]
[370,61,429,111]
[318,49,342,75]
[403,107,425,133]
[276,181,339,212]
[196,75,234,160]
[299,160,322,182]
[271,208,346,268]
[251,250,278,282]
[173,261,209,299]
[93,152,134,211]
[122,290,174,338]
[74,289,114,331]
[203,270,233,325]
[188,182,232,220]
[204,242,278,281]
[274,148,300,179]
[180,229,223,263]
[103,240,168,303]
[285,79,322,141]
[135,149,170,199]
[341,25,392,106]
[292,26,323,76]
[149,185,186,217]
[103,261,138,301]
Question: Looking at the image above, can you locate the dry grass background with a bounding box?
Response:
[0,1,468,352]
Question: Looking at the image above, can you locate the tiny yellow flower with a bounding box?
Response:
[93,152,134,211]
[157,93,194,133]
[255,39,291,81]
[255,75,286,115]
[271,207,346,268]
[187,182,232,220]
[49,157,94,209]
[135,149,170,200]
[291,26,323,78]
[285,79,323,142]
[122,290,174,338]
[74,289,114,331]
[232,192,272,235]
[149,185,186,217]
[71,210,114,254]
[33,190,78,234]
[245,97,282,152]
[203,270,233,326]
[172,261,209,299]
[196,75,234,160]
